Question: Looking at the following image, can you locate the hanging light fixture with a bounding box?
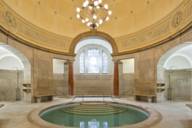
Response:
[76,0,112,30]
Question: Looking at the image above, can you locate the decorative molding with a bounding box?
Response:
[0,1,72,55]
[116,0,192,55]
[75,74,113,80]
[70,30,118,56]
[0,0,192,56]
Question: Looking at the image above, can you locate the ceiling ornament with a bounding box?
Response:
[76,0,112,30]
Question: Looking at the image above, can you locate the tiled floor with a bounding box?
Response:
[0,98,192,128]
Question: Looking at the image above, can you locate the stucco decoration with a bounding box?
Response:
[172,11,183,28]
[0,0,192,55]
[0,1,72,55]
[116,0,192,54]
[3,11,16,28]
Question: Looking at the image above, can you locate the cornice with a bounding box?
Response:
[0,0,191,56]
[115,0,192,54]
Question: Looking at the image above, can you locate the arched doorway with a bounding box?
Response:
[0,44,31,101]
[157,42,192,101]
[73,36,114,96]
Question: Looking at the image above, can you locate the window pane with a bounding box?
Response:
[79,52,85,73]
[79,48,110,74]
[122,58,135,74]
[87,49,100,73]
[53,59,65,74]
[102,52,108,73]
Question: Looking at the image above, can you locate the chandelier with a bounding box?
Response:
[76,0,112,30]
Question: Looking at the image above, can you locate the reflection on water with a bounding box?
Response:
[41,103,149,127]
[80,119,108,128]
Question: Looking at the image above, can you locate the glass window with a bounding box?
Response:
[87,49,100,73]
[79,52,85,73]
[78,47,109,74]
[121,58,135,74]
[102,52,108,73]
[53,59,65,74]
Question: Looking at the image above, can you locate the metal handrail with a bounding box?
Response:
[72,95,115,103]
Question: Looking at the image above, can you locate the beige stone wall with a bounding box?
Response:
[33,49,54,97]
[0,34,61,101]
[0,70,23,101]
[1,15,192,101]
[53,73,68,97]
[164,70,192,101]
[74,75,113,96]
[0,0,192,55]
[119,74,135,97]
[115,28,192,98]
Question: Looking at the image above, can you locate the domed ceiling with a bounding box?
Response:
[2,0,183,37]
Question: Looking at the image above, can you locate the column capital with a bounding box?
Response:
[112,59,121,64]
[66,59,75,63]
[112,56,121,61]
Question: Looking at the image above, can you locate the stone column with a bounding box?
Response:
[68,60,74,96]
[113,60,120,96]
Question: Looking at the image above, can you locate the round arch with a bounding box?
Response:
[156,42,192,101]
[0,44,31,83]
[157,42,192,82]
[70,31,118,56]
[0,44,31,101]
[0,55,24,70]
[163,53,192,69]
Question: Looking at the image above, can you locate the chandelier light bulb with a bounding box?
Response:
[88,6,93,10]
[76,0,112,29]
[108,10,112,15]
[76,14,80,19]
[76,7,81,12]
[104,4,109,9]
[93,15,97,19]
[87,22,91,27]
[95,23,99,27]
[94,1,99,6]
[82,19,86,23]
[83,0,89,7]
[96,5,100,9]
[85,18,89,22]
[105,16,109,21]
[99,19,103,24]
[98,0,102,4]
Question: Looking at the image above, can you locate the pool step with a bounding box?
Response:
[61,104,127,115]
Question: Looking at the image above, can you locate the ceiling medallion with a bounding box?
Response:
[76,0,112,30]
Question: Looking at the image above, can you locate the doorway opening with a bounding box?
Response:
[74,36,114,96]
[0,44,31,102]
[157,43,192,101]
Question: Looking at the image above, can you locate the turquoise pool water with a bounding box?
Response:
[40,102,149,128]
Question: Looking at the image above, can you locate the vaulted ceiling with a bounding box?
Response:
[3,0,183,38]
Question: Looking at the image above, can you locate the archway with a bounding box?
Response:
[70,31,118,55]
[73,36,114,96]
[0,44,31,101]
[157,42,192,101]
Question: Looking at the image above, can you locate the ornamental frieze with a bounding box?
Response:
[3,11,17,28]
[0,1,72,54]
[0,0,192,55]
[172,11,183,28]
[116,0,192,53]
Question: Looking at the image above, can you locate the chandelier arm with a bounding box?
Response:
[76,0,112,29]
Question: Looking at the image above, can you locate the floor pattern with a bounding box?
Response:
[0,98,192,128]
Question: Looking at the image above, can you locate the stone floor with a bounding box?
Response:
[0,98,192,128]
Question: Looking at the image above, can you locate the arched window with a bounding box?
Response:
[78,45,110,74]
